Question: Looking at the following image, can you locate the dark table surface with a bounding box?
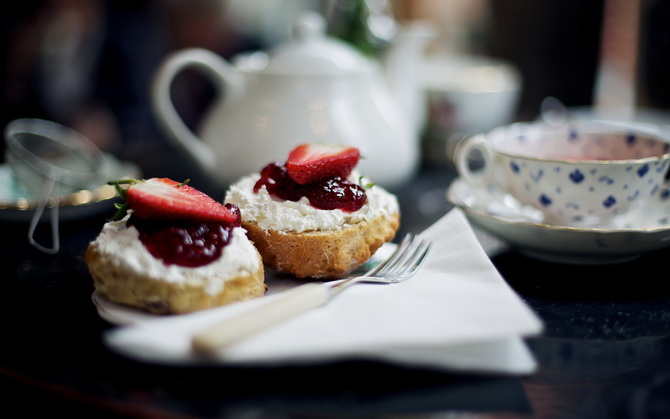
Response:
[2,160,670,419]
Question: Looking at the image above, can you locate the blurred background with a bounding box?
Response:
[0,0,668,176]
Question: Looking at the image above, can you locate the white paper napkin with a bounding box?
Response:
[103,209,543,374]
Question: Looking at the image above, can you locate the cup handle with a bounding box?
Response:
[454,134,495,186]
[151,48,244,173]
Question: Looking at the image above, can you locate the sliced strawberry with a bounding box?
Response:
[286,144,360,185]
[125,178,238,224]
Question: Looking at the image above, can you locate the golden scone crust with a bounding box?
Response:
[86,245,266,314]
[243,212,400,279]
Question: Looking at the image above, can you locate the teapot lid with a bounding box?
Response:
[264,12,376,74]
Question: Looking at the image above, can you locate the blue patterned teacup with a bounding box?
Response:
[455,121,670,226]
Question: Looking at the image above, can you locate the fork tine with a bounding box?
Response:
[402,238,432,277]
[364,233,414,276]
[379,235,417,277]
[383,236,430,279]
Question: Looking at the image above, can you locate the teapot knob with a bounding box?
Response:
[292,12,326,41]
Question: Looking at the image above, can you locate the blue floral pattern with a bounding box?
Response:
[487,123,670,225]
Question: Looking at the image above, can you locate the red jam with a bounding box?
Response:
[253,162,367,212]
[128,204,241,267]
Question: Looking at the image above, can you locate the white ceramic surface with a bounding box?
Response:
[447,178,670,264]
[151,13,434,190]
[421,54,521,136]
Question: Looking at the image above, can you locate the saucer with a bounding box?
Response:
[447,178,670,264]
[0,153,141,222]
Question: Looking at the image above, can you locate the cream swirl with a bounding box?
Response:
[225,174,400,232]
[89,217,260,295]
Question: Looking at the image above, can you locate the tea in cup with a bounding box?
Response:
[454,121,670,226]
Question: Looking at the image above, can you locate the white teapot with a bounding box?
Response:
[151,13,434,189]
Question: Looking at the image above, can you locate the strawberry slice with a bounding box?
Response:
[121,178,238,224]
[286,144,360,185]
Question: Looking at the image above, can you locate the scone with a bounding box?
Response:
[86,178,266,314]
[226,144,400,279]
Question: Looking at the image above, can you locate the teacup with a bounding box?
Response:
[454,121,670,226]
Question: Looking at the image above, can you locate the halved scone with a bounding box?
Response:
[225,144,400,279]
[86,178,266,314]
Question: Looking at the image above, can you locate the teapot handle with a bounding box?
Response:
[151,48,244,172]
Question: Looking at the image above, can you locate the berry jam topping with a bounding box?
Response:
[254,162,366,212]
[128,203,242,268]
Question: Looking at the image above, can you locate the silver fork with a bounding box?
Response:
[191,233,432,354]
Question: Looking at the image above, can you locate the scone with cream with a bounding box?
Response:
[226,144,400,279]
[86,178,265,314]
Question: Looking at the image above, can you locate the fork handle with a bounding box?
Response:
[191,283,331,354]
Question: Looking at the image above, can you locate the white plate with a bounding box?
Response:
[447,178,670,264]
[0,154,141,222]
[92,243,397,326]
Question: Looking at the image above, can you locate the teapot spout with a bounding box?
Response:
[382,20,436,135]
